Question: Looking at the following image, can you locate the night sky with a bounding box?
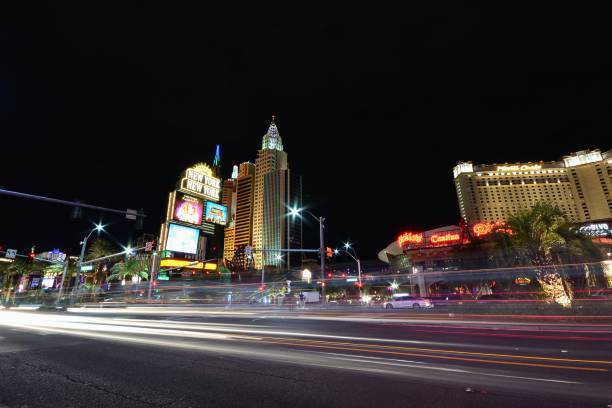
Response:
[1,3,610,259]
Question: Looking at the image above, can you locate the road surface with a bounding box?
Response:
[0,306,611,407]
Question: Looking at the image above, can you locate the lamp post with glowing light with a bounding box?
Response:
[289,207,326,304]
[338,242,362,288]
[72,223,105,298]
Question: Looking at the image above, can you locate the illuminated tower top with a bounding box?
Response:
[213,145,221,167]
[261,115,284,151]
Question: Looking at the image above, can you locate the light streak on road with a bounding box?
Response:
[2,309,612,402]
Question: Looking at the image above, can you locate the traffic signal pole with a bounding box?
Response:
[319,216,326,304]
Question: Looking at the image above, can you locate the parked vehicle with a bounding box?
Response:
[384,293,433,309]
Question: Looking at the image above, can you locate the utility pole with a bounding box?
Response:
[147,249,159,302]
[56,260,69,305]
[319,216,326,304]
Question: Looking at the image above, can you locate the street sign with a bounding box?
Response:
[80,265,94,272]
[126,208,138,220]
[346,277,358,282]
[44,250,66,263]
[5,249,17,259]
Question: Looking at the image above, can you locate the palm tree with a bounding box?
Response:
[2,259,33,305]
[108,258,149,284]
[494,202,595,307]
[86,239,116,285]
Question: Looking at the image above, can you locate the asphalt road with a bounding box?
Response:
[1,306,611,408]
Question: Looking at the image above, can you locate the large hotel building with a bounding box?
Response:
[223,117,303,270]
[454,149,612,224]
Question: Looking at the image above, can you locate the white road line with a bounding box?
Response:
[314,351,583,384]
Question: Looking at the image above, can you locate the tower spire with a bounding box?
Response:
[213,144,221,168]
[262,115,283,151]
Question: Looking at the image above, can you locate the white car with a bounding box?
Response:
[384,294,433,309]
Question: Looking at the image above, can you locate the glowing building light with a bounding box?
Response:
[398,232,424,247]
[429,232,461,244]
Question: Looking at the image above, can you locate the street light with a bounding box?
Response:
[73,223,105,298]
[289,206,327,303]
[337,242,362,290]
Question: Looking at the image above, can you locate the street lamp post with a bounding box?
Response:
[72,224,104,300]
[338,243,362,297]
[342,243,362,285]
[290,207,326,304]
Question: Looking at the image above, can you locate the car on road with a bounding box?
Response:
[384,293,433,309]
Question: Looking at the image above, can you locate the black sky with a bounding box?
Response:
[1,2,611,259]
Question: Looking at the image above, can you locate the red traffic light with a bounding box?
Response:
[259,284,266,291]
[355,281,363,288]
[327,273,333,278]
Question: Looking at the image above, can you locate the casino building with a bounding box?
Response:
[454,149,612,224]
[379,148,612,297]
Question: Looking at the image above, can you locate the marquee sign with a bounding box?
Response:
[429,232,461,245]
[398,232,424,247]
[496,164,542,172]
[472,221,512,237]
[180,163,221,202]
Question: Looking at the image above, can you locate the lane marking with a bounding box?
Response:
[257,339,609,372]
[317,352,582,384]
[255,336,612,365]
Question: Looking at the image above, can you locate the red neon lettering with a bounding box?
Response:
[472,221,512,237]
[398,232,424,247]
[430,233,461,244]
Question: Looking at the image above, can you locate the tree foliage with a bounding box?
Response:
[108,257,148,282]
[493,202,597,307]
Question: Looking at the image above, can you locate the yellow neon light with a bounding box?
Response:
[160,260,204,269]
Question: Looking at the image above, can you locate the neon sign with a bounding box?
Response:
[398,232,424,247]
[496,164,542,172]
[472,221,512,237]
[181,165,221,201]
[430,232,461,244]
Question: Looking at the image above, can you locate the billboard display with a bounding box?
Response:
[173,193,203,225]
[205,202,228,226]
[166,224,200,255]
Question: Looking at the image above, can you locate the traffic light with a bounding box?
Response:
[145,241,154,252]
[355,281,363,288]
[26,246,36,263]
[259,284,266,292]
[326,247,333,258]
[320,281,326,287]
[327,272,333,278]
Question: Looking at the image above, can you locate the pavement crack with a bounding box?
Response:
[20,361,171,407]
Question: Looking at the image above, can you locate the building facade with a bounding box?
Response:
[221,178,237,261]
[252,117,289,268]
[262,169,303,269]
[454,149,612,224]
[233,162,256,252]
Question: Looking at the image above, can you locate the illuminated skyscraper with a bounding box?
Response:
[252,116,288,269]
[263,169,303,269]
[233,162,256,251]
[221,177,237,261]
